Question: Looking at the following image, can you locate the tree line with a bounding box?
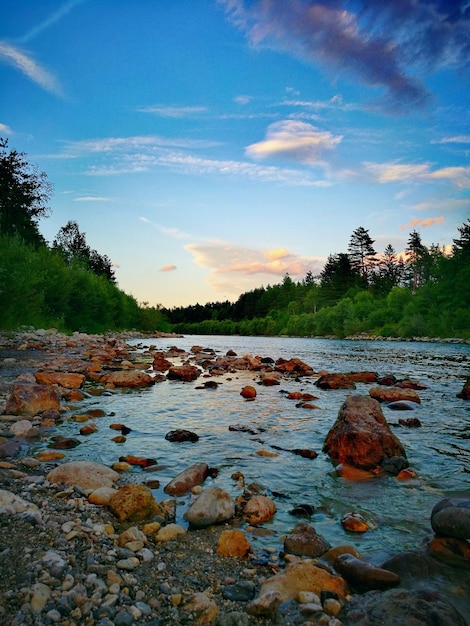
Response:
[0,138,167,333]
[164,221,470,339]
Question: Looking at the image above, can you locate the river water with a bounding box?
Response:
[32,335,470,613]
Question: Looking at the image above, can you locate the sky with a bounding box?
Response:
[1,0,469,309]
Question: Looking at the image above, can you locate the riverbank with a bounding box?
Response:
[0,329,469,626]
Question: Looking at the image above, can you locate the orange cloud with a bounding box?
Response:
[400,216,444,231]
[159,264,177,272]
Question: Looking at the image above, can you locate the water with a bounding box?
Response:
[29,335,470,612]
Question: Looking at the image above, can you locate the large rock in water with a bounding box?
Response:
[431,497,470,540]
[344,588,467,626]
[101,370,154,388]
[183,487,235,527]
[323,395,406,470]
[5,384,61,415]
[47,461,120,490]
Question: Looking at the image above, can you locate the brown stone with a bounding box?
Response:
[428,536,470,562]
[108,484,164,522]
[316,374,356,390]
[152,356,173,372]
[167,365,200,382]
[457,380,470,400]
[323,395,406,470]
[334,553,400,591]
[341,512,372,533]
[275,358,313,376]
[243,495,276,525]
[101,371,154,388]
[240,385,257,399]
[216,529,252,557]
[47,460,119,490]
[284,522,330,557]
[5,384,61,416]
[369,386,421,404]
[346,371,378,383]
[35,371,85,389]
[164,462,210,496]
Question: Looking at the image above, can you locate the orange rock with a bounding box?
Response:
[167,365,200,382]
[216,529,252,557]
[112,435,127,443]
[119,455,157,468]
[101,371,154,388]
[341,512,372,533]
[240,385,257,399]
[80,423,98,435]
[35,371,85,389]
[244,495,276,525]
[73,414,90,423]
[369,386,421,404]
[256,449,279,457]
[67,390,85,401]
[35,450,66,462]
[108,484,164,522]
[337,463,384,481]
[6,384,61,416]
[87,409,106,418]
[396,468,418,480]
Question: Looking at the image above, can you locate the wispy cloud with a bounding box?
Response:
[400,217,445,231]
[136,105,208,118]
[0,123,13,135]
[74,196,111,202]
[434,135,470,144]
[139,217,190,239]
[220,0,470,111]
[17,0,87,44]
[0,41,62,96]
[159,264,177,272]
[364,162,470,188]
[246,120,342,165]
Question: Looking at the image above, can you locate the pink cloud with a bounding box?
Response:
[400,216,445,231]
[159,264,177,272]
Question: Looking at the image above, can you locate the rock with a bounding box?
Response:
[387,400,420,410]
[155,523,186,542]
[381,550,442,583]
[428,536,470,562]
[243,494,276,525]
[30,582,52,612]
[108,484,164,522]
[88,487,118,506]
[337,463,385,480]
[216,529,252,557]
[165,429,199,443]
[275,358,314,376]
[346,371,378,383]
[457,379,470,399]
[222,580,256,602]
[48,436,81,449]
[398,417,422,427]
[260,372,281,386]
[283,522,330,557]
[431,497,470,539]
[101,370,154,387]
[247,561,349,616]
[35,371,85,389]
[5,383,61,415]
[47,460,120,490]
[181,592,218,625]
[117,526,146,547]
[0,489,41,517]
[9,419,33,437]
[369,386,421,404]
[315,373,356,389]
[184,487,235,527]
[152,355,173,371]
[334,553,400,591]
[0,440,21,458]
[344,588,467,625]
[341,512,372,533]
[380,455,409,475]
[240,385,257,399]
[167,365,200,382]
[323,395,407,470]
[118,455,157,468]
[164,462,209,496]
[322,545,362,565]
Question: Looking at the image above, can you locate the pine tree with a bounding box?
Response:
[348,226,377,284]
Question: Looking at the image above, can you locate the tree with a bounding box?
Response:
[406,230,427,293]
[373,243,403,294]
[348,226,377,284]
[453,218,470,253]
[0,137,52,246]
[319,252,360,304]
[53,220,116,283]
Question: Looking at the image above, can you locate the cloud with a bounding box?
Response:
[220,0,470,111]
[400,217,445,231]
[434,135,470,144]
[17,0,87,44]
[246,120,342,164]
[0,123,13,135]
[74,196,111,202]
[234,95,252,105]
[136,105,208,118]
[0,41,62,96]
[139,217,190,239]
[159,264,177,272]
[364,162,470,188]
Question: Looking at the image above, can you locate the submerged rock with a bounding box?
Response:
[334,553,400,592]
[431,496,470,540]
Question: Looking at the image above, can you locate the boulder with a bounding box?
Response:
[240,385,257,399]
[346,371,378,383]
[108,484,164,522]
[323,395,406,470]
[431,497,470,540]
[457,379,470,399]
[152,356,173,372]
[275,358,314,376]
[35,372,85,389]
[344,588,467,626]
[369,386,421,404]
[316,374,356,390]
[334,553,399,591]
[183,487,235,527]
[47,461,120,490]
[165,429,199,443]
[247,561,349,616]
[5,384,61,415]
[167,365,200,382]
[283,522,330,557]
[243,494,276,525]
[101,370,154,388]
[164,462,209,496]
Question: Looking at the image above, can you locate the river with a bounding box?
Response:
[30,335,470,614]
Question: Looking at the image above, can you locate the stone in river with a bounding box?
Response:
[243,494,276,525]
[334,553,400,592]
[108,484,164,522]
[183,486,235,527]
[315,373,356,389]
[387,400,420,410]
[283,522,330,557]
[35,371,85,389]
[323,395,406,470]
[369,386,421,404]
[344,588,467,626]
[431,496,470,540]
[167,365,200,381]
[341,512,373,533]
[275,358,314,376]
[380,455,409,475]
[457,379,470,399]
[6,383,61,415]
[240,385,257,399]
[165,429,199,443]
[164,462,209,496]
[47,460,120,490]
[101,370,155,388]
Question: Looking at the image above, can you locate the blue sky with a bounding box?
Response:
[1,0,469,308]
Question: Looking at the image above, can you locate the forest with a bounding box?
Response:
[164,222,470,339]
[1,137,469,339]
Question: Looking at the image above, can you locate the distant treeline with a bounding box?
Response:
[0,138,167,333]
[164,222,470,339]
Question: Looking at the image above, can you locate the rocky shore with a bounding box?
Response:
[0,329,469,626]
